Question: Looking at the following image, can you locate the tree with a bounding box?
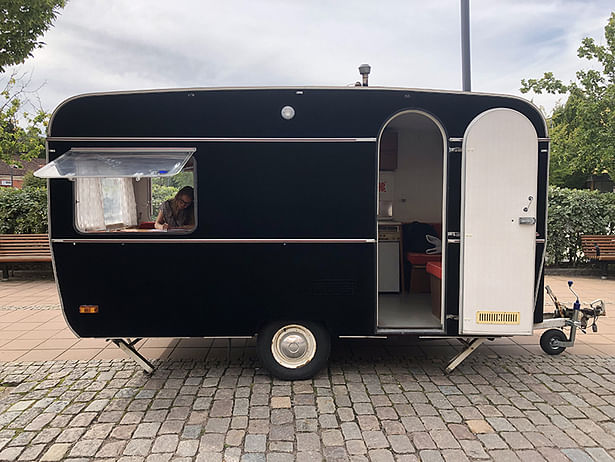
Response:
[0,71,49,165]
[0,0,67,72]
[521,12,615,187]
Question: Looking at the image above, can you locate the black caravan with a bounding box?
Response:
[37,86,550,379]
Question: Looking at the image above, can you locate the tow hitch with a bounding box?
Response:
[534,280,606,355]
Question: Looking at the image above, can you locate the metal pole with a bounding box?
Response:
[460,0,471,91]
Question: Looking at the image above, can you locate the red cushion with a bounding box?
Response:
[426,262,442,279]
[138,221,155,229]
[407,253,441,265]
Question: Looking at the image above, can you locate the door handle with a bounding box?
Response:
[519,217,536,225]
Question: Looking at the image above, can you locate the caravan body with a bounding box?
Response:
[38,87,548,378]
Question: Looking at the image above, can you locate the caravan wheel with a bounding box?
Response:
[257,321,330,380]
[540,329,567,355]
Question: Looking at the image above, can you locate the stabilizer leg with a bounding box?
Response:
[111,339,155,374]
[445,337,487,373]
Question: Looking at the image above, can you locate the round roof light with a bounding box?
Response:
[281,106,295,120]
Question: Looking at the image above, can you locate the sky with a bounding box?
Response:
[9,0,615,117]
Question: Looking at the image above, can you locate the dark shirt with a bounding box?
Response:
[159,200,192,228]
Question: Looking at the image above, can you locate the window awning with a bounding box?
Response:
[34,148,196,179]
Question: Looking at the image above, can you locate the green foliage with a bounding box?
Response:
[0,74,49,165]
[0,0,67,72]
[546,186,615,265]
[521,12,615,185]
[151,183,178,220]
[21,171,46,188]
[0,186,47,233]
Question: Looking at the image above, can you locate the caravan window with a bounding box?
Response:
[34,148,197,233]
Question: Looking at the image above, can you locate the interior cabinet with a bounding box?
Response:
[379,130,398,171]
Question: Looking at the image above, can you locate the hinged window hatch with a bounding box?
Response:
[34,147,196,179]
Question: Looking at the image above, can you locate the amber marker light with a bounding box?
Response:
[79,305,99,314]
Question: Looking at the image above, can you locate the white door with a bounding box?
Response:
[459,108,537,336]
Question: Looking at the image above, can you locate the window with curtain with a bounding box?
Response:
[35,148,198,233]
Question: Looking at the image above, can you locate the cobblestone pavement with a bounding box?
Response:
[0,345,615,461]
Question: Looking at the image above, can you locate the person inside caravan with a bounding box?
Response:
[155,186,195,230]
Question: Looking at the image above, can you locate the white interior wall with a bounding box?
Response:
[386,118,443,223]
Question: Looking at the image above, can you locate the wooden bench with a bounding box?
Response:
[0,234,52,280]
[581,235,615,278]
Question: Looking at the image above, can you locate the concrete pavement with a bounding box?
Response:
[1,275,614,363]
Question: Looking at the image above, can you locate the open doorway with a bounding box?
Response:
[376,111,447,332]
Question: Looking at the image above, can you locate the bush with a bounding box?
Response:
[547,186,615,265]
[0,186,48,234]
[22,171,47,188]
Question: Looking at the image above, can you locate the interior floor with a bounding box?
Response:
[377,293,442,329]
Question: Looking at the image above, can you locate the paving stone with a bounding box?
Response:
[68,439,103,457]
[17,443,46,461]
[96,441,127,458]
[487,449,522,461]
[124,439,154,456]
[152,434,179,453]
[200,433,225,452]
[296,433,320,452]
[346,439,367,455]
[322,429,344,446]
[388,434,415,453]
[176,440,199,457]
[417,449,444,462]
[245,434,266,452]
[205,417,230,433]
[56,427,86,443]
[40,444,71,462]
[478,433,508,450]
[430,430,460,449]
[0,446,23,461]
[268,441,293,453]
[412,432,436,450]
[270,397,291,409]
[269,424,294,441]
[134,422,162,438]
[467,419,494,434]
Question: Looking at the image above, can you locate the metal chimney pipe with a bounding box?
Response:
[358,64,371,87]
[460,0,471,91]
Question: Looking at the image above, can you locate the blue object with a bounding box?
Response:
[568,280,573,287]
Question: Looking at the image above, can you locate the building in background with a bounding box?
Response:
[0,159,45,188]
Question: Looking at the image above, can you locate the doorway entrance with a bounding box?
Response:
[376,111,447,332]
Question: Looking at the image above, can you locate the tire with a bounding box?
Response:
[540,329,567,355]
[257,321,331,380]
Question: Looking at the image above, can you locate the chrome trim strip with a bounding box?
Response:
[52,238,376,244]
[47,137,377,143]
[376,328,445,335]
[538,137,550,142]
[536,239,545,244]
[449,137,463,143]
[338,336,388,339]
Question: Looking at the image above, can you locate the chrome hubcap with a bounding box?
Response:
[271,324,316,369]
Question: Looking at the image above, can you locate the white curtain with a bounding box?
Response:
[118,178,137,227]
[75,178,105,231]
[75,177,137,231]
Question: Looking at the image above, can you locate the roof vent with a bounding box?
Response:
[358,64,371,87]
